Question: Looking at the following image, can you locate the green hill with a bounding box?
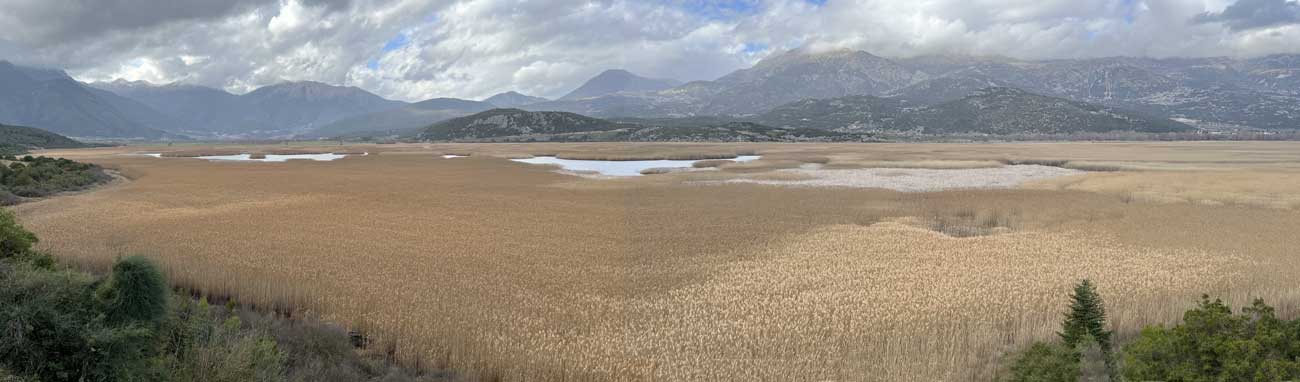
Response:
[412,109,871,142]
[0,123,91,155]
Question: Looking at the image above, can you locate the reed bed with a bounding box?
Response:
[16,141,1300,381]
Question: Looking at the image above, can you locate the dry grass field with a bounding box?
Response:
[12,141,1300,381]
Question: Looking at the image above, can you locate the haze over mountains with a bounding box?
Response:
[1,47,1297,140]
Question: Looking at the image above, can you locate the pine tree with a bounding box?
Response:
[1058,279,1118,381]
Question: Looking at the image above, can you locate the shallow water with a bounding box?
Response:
[197,153,350,162]
[511,155,760,177]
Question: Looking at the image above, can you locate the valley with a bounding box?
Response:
[12,141,1300,381]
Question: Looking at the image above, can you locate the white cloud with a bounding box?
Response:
[1,0,1297,102]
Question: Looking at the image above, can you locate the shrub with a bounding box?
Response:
[1121,296,1300,382]
[97,256,170,326]
[1006,341,1079,382]
[0,209,36,259]
[0,265,104,382]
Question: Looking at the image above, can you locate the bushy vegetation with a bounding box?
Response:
[1006,279,1116,382]
[0,155,110,202]
[1122,297,1300,381]
[1006,281,1300,381]
[0,209,444,382]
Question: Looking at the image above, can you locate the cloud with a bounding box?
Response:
[0,0,1297,102]
[1194,0,1300,30]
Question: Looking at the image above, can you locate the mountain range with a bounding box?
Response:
[414,109,868,142]
[521,49,1300,131]
[1,48,1296,140]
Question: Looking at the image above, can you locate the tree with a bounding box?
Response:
[1058,279,1117,381]
[0,209,36,259]
[97,256,170,327]
[1122,296,1300,382]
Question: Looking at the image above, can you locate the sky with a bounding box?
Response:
[1,0,1298,101]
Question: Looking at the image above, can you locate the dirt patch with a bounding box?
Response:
[719,165,1083,191]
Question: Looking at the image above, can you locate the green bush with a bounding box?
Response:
[0,264,107,382]
[1005,279,1118,382]
[0,155,109,198]
[1122,296,1300,382]
[1006,342,1080,382]
[0,210,36,259]
[97,256,170,327]
[0,221,433,381]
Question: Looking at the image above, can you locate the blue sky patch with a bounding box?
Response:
[382,33,409,52]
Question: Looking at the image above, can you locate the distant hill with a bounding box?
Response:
[0,124,91,155]
[0,61,170,139]
[484,91,548,107]
[755,87,1193,135]
[559,70,681,100]
[89,79,408,138]
[412,109,869,142]
[89,80,245,136]
[523,49,1300,130]
[307,97,494,138]
[697,48,924,115]
[527,48,926,117]
[231,81,407,136]
[757,95,910,132]
[884,71,1008,105]
[416,109,625,141]
[909,87,1195,135]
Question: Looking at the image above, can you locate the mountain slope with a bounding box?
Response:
[753,87,1193,135]
[528,48,925,117]
[484,91,548,107]
[699,48,923,115]
[233,81,407,136]
[308,97,494,138]
[894,55,1300,130]
[909,87,1194,135]
[92,79,408,138]
[0,123,91,154]
[89,80,244,135]
[416,109,625,140]
[757,95,910,132]
[559,70,681,100]
[412,109,868,142]
[0,61,170,139]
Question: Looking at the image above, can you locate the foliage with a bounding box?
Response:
[0,218,438,382]
[1006,342,1080,382]
[0,155,109,200]
[97,256,170,327]
[1122,296,1300,382]
[1058,280,1117,380]
[0,264,105,381]
[154,299,287,382]
[0,210,37,259]
[1006,280,1119,382]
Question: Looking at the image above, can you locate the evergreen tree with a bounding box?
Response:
[1058,279,1117,381]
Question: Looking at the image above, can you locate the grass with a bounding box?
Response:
[14,141,1300,381]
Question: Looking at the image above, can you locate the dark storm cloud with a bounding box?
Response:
[0,0,267,45]
[1194,0,1300,31]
